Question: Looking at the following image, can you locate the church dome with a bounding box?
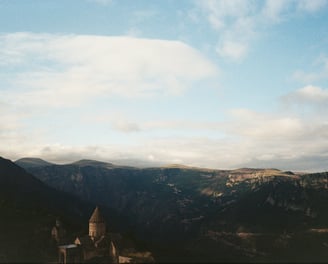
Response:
[89,206,105,223]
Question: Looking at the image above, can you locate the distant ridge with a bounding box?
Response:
[71,159,114,167]
[15,157,293,173]
[110,158,164,168]
[70,159,141,169]
[15,157,54,168]
[163,164,199,169]
[161,163,220,171]
[16,157,163,169]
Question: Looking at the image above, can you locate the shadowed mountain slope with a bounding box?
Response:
[0,157,97,262]
[17,157,328,262]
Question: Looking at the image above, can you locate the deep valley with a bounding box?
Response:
[2,157,327,262]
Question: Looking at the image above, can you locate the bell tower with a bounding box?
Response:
[89,206,106,240]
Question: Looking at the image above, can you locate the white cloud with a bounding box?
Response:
[3,102,328,171]
[297,0,328,12]
[216,41,248,61]
[142,120,223,131]
[195,0,257,60]
[228,108,305,140]
[3,31,328,171]
[196,0,255,30]
[107,90,328,170]
[261,0,293,22]
[22,103,328,170]
[91,114,225,134]
[0,33,218,107]
[194,0,328,61]
[0,33,221,166]
[111,121,141,133]
[294,85,328,102]
[223,106,328,170]
[283,85,328,105]
[292,56,328,83]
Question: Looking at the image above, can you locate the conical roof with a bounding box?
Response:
[89,206,105,223]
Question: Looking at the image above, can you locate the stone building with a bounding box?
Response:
[54,206,120,264]
[74,206,119,263]
[89,206,106,239]
[58,244,81,264]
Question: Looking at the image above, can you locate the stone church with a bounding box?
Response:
[52,206,129,264]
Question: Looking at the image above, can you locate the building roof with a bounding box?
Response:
[75,236,94,248]
[89,206,105,223]
[59,244,78,249]
[75,235,111,250]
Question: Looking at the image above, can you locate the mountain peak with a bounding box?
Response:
[15,157,54,168]
[71,159,114,167]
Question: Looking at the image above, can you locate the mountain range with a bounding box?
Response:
[12,157,328,262]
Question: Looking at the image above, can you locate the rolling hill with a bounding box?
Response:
[15,157,54,168]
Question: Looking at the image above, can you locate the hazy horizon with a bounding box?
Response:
[1,0,328,171]
[8,155,321,173]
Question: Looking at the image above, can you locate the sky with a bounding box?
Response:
[1,0,328,171]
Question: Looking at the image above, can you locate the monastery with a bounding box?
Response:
[52,206,132,263]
